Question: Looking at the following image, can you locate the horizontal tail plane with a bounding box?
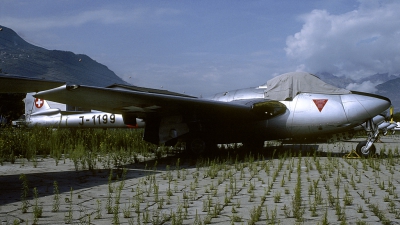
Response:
[13,93,145,128]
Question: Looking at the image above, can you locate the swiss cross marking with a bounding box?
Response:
[313,99,328,112]
[34,98,44,108]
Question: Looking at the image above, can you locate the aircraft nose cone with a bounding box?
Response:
[342,91,391,123]
[354,92,391,117]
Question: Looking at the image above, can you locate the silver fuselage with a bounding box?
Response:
[206,86,390,141]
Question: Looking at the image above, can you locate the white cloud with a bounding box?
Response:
[2,7,181,31]
[285,1,400,79]
[346,81,378,93]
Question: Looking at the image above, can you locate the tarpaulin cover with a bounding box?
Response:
[263,72,351,100]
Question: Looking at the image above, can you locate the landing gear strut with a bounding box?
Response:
[357,119,379,157]
[356,141,376,157]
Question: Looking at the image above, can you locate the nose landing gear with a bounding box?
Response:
[356,140,376,157]
[356,119,379,157]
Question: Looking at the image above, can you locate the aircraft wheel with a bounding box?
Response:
[187,138,206,155]
[356,141,376,157]
[242,140,265,150]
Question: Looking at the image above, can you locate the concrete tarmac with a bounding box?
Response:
[1,135,400,224]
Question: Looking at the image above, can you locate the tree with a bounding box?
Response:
[0,93,25,127]
[0,68,24,126]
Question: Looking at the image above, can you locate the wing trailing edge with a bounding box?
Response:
[0,74,65,93]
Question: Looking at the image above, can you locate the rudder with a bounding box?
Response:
[24,93,51,118]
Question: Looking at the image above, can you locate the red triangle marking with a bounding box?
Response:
[313,99,328,112]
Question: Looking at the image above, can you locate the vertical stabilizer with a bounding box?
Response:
[24,93,51,120]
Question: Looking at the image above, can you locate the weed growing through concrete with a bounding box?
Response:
[293,153,304,222]
[52,181,60,212]
[273,191,281,203]
[19,173,29,213]
[95,199,102,219]
[32,187,43,224]
[64,187,73,224]
[248,205,262,225]
[112,204,120,225]
[369,203,391,224]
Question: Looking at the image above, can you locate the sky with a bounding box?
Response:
[1,0,400,96]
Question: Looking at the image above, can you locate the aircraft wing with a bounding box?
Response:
[35,85,286,121]
[0,74,65,93]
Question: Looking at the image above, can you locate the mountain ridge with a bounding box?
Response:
[315,71,400,112]
[0,25,126,87]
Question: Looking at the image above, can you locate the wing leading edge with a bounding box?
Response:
[35,84,286,121]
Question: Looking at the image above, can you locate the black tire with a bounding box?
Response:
[186,138,219,156]
[356,141,376,157]
[242,140,265,150]
[187,138,206,155]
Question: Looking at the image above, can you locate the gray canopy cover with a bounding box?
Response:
[263,72,351,101]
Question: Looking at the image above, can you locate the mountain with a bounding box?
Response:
[0,25,126,86]
[358,72,399,84]
[376,78,400,113]
[316,71,400,112]
[314,72,355,89]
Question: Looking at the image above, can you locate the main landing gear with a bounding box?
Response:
[187,138,207,155]
[356,119,379,157]
[185,137,218,156]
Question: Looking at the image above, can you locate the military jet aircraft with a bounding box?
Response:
[30,72,391,157]
[12,93,144,128]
